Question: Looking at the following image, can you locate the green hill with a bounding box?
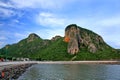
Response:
[0,24,120,61]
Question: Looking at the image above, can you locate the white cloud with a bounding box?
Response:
[10,0,74,9]
[0,0,120,49]
[0,0,73,10]
[0,1,13,8]
[0,0,75,19]
[36,12,66,27]
[13,19,19,23]
[90,16,120,49]
[12,32,28,43]
[0,1,16,18]
[0,36,7,40]
[14,33,26,38]
[0,8,15,17]
[95,16,120,27]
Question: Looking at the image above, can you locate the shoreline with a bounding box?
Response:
[37,60,120,64]
[1,60,120,66]
[1,60,120,71]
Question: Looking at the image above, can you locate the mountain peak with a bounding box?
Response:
[27,33,41,42]
[28,33,39,37]
[65,24,78,31]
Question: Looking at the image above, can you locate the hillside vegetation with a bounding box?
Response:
[0,24,120,61]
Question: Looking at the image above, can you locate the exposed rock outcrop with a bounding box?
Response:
[51,35,62,41]
[64,24,107,54]
[64,24,80,54]
[27,33,41,43]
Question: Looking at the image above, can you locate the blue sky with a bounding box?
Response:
[0,0,120,49]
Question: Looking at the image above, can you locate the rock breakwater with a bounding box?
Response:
[0,63,36,80]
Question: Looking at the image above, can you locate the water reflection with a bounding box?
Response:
[18,64,120,80]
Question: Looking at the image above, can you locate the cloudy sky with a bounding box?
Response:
[0,0,120,49]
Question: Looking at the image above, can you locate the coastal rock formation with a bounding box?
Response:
[64,24,107,54]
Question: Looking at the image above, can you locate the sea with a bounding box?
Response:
[18,63,120,80]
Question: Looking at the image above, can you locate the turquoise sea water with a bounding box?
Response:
[18,64,120,80]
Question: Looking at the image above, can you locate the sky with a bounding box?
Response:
[0,0,120,49]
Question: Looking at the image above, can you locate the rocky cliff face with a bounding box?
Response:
[64,24,108,54]
[64,25,80,54]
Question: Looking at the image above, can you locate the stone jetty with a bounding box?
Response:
[0,61,36,80]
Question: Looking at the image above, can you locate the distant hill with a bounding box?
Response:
[0,24,120,61]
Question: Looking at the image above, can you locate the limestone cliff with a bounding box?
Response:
[64,24,80,54]
[64,24,109,54]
